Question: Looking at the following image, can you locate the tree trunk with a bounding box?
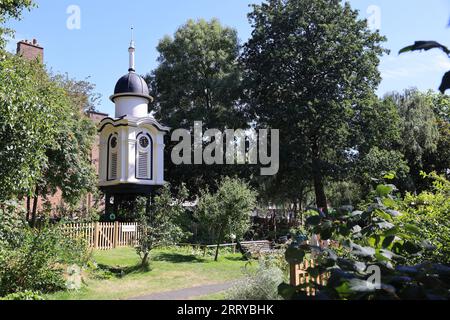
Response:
[311,140,328,213]
[26,196,31,222]
[31,187,39,228]
[214,228,223,262]
[141,252,149,268]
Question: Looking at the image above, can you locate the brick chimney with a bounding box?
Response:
[16,39,44,62]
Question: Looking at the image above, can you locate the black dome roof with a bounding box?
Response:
[114,72,150,96]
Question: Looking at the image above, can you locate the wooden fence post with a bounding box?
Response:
[113,221,119,248]
[290,263,298,286]
[94,222,99,249]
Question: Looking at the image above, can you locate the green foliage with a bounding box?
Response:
[37,98,97,207]
[51,73,101,113]
[391,90,440,167]
[0,50,97,223]
[0,52,63,200]
[423,94,450,178]
[0,0,34,18]
[279,181,450,300]
[0,42,98,216]
[352,97,402,155]
[0,202,90,296]
[27,74,99,224]
[400,172,450,264]
[384,90,443,192]
[226,258,284,300]
[0,0,35,48]
[0,200,27,247]
[196,177,257,261]
[0,290,44,300]
[357,147,409,185]
[136,184,191,268]
[149,18,247,195]
[325,181,363,208]
[151,18,243,128]
[241,0,387,209]
[0,225,89,296]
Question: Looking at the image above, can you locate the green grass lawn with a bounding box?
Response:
[46,247,251,300]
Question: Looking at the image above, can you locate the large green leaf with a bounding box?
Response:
[376,184,393,197]
[382,235,395,249]
[404,224,422,236]
[383,172,396,180]
[375,209,393,222]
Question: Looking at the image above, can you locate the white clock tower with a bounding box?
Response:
[97,35,169,220]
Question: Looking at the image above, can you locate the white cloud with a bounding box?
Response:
[380,50,450,81]
[435,54,450,70]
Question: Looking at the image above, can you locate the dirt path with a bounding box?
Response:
[129,282,235,300]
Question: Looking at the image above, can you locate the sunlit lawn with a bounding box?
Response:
[46,247,251,300]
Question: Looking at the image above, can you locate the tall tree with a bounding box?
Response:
[387,89,440,191]
[350,95,408,190]
[26,75,99,224]
[148,19,248,195]
[0,53,63,202]
[423,93,450,179]
[241,0,387,211]
[52,73,101,113]
[0,51,98,224]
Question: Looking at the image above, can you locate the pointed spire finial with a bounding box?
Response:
[130,25,135,48]
[128,26,136,72]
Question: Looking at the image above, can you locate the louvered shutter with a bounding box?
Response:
[110,152,118,180]
[137,151,149,179]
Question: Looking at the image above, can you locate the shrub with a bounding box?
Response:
[226,259,284,300]
[0,204,90,296]
[137,184,191,268]
[196,177,257,261]
[0,227,66,296]
[279,181,450,300]
[400,172,450,264]
[0,291,44,301]
[0,200,28,247]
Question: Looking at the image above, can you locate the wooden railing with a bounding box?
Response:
[61,222,141,250]
[290,259,329,296]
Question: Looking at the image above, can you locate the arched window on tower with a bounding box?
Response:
[136,132,152,180]
[108,133,119,181]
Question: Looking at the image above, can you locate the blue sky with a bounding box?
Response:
[5,0,450,116]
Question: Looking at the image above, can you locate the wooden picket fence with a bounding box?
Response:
[290,259,329,296]
[61,222,142,250]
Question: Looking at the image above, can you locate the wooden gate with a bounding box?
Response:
[61,222,141,250]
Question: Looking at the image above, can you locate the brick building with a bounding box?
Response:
[16,39,44,62]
